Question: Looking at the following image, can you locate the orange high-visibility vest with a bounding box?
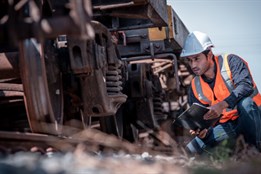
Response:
[191,54,261,123]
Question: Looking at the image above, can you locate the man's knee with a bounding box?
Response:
[238,97,253,108]
[186,137,205,154]
[237,97,256,114]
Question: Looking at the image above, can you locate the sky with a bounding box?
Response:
[167,0,261,89]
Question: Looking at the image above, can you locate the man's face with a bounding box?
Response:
[186,52,210,76]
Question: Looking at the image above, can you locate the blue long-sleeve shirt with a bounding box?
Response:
[188,54,254,109]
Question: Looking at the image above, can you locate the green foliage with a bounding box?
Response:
[192,167,223,174]
[208,139,233,163]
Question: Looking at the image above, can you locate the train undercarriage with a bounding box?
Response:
[0,0,192,145]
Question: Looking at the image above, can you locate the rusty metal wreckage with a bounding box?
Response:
[0,0,193,148]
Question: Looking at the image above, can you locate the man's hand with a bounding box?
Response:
[189,128,208,139]
[204,101,228,120]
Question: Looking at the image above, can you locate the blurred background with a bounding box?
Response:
[168,0,261,89]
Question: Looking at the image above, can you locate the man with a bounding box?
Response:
[180,31,261,154]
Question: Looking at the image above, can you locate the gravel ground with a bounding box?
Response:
[0,150,190,174]
[2,130,261,174]
[2,144,261,174]
[2,147,261,174]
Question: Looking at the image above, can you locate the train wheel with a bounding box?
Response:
[19,39,63,135]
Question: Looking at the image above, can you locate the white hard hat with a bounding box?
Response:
[180,31,214,58]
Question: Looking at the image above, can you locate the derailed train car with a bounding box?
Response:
[0,0,192,143]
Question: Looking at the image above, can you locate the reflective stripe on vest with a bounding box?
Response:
[219,54,234,93]
[192,76,212,104]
